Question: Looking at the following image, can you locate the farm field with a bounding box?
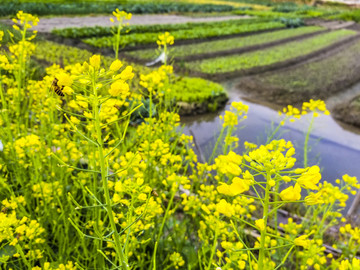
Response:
[2,1,360,270]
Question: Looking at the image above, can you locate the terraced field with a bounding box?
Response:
[30,11,360,125]
[184,29,357,74]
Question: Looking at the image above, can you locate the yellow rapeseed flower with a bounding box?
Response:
[255,219,265,231]
[111,9,132,22]
[109,80,129,97]
[220,111,238,127]
[89,55,101,69]
[280,183,301,201]
[297,165,321,190]
[157,32,174,46]
[216,199,234,217]
[56,73,73,87]
[62,86,74,95]
[294,235,310,249]
[110,59,123,72]
[217,175,252,196]
[304,192,324,205]
[214,151,242,176]
[116,66,134,81]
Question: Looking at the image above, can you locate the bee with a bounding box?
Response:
[151,189,159,197]
[51,78,65,97]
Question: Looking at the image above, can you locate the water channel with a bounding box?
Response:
[181,78,360,214]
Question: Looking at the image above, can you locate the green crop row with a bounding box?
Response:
[0,2,234,17]
[185,29,356,74]
[171,76,224,103]
[33,40,226,105]
[52,18,268,39]
[83,21,285,48]
[327,9,360,22]
[126,26,324,61]
[233,8,339,19]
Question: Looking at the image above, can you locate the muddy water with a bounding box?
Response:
[181,79,360,213]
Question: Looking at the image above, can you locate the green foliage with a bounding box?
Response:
[171,76,225,103]
[278,17,305,28]
[272,2,310,13]
[126,26,324,60]
[0,2,234,17]
[83,21,285,48]
[185,29,356,74]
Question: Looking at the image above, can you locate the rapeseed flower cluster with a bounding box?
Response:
[110,9,131,59]
[157,32,174,47]
[110,9,132,22]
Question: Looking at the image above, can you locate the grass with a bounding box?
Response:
[185,29,356,74]
[125,26,324,60]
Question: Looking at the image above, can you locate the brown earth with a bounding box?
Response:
[332,98,360,127]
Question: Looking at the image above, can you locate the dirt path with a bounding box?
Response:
[2,14,249,33]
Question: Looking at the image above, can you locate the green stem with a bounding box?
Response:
[206,225,219,270]
[152,191,175,270]
[92,78,129,270]
[223,126,234,155]
[267,116,289,144]
[274,180,280,235]
[114,21,122,60]
[258,173,271,269]
[209,127,225,163]
[163,44,167,66]
[274,246,295,270]
[149,90,153,119]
